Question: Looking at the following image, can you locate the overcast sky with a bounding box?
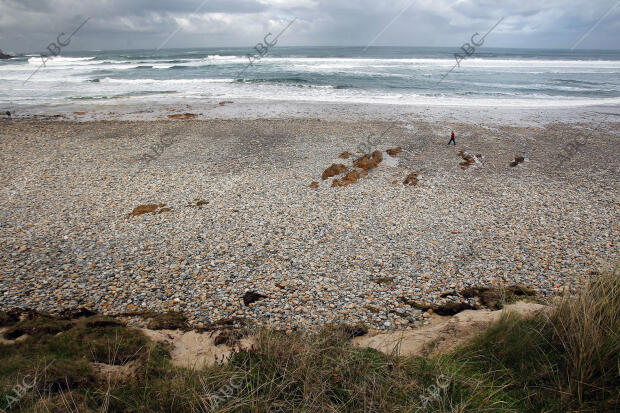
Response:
[1,0,619,53]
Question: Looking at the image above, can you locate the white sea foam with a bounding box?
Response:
[1,51,619,111]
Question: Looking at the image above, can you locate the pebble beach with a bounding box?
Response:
[0,105,618,330]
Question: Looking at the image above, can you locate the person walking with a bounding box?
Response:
[448,131,456,146]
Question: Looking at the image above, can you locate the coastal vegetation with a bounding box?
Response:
[1,265,617,412]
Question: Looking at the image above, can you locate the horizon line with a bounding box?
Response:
[7,45,620,55]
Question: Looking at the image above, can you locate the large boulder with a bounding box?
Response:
[322,164,347,180]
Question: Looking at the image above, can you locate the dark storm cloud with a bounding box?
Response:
[0,0,618,52]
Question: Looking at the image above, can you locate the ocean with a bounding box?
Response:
[1,46,620,112]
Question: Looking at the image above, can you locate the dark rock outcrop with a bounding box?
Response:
[243,291,266,306]
[0,49,13,59]
[510,156,526,167]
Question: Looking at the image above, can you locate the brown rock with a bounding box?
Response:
[403,173,418,186]
[338,151,351,159]
[371,150,383,163]
[510,156,525,167]
[392,180,398,185]
[353,154,373,170]
[331,179,342,187]
[458,151,476,169]
[387,147,402,156]
[186,200,209,208]
[340,170,360,186]
[322,164,347,180]
[353,151,382,171]
[309,181,319,189]
[129,203,165,217]
[168,113,197,120]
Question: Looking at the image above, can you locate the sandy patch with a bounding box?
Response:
[139,328,257,370]
[351,301,547,358]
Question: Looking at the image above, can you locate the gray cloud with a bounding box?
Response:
[0,0,618,53]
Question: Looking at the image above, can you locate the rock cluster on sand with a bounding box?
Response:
[319,148,403,188]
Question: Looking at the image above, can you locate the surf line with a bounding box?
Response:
[236,18,297,78]
[357,17,505,155]
[25,17,91,84]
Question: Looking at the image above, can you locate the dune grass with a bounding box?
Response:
[0,265,617,412]
[453,264,619,412]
